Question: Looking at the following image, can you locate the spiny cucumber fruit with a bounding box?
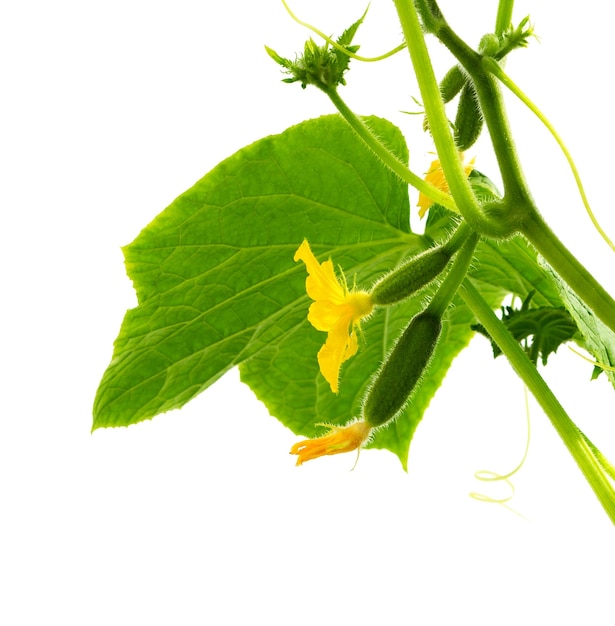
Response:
[454,82,483,151]
[363,311,442,428]
[370,247,451,306]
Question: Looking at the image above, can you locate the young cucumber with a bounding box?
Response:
[363,311,442,428]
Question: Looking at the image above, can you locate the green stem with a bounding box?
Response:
[521,211,615,335]
[322,86,458,213]
[429,19,532,211]
[495,0,515,35]
[459,279,615,525]
[442,219,473,255]
[393,0,507,237]
[427,229,478,316]
[408,3,615,331]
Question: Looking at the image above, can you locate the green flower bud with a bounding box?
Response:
[370,247,452,306]
[479,33,500,57]
[454,82,483,151]
[363,311,442,428]
[265,12,365,91]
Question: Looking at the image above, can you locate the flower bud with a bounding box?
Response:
[454,82,483,151]
[370,247,451,306]
[478,33,500,57]
[363,311,442,428]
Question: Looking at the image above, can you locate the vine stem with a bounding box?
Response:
[427,229,478,316]
[424,10,532,209]
[459,279,615,525]
[322,86,458,212]
[521,211,615,336]
[415,2,615,334]
[392,0,505,237]
[495,0,515,35]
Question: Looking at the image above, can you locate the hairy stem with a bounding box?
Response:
[428,229,478,316]
[392,0,508,237]
[322,86,458,212]
[427,17,532,210]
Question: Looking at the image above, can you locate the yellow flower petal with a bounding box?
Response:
[417,155,475,218]
[290,420,372,466]
[295,241,344,303]
[295,240,374,393]
[317,318,358,393]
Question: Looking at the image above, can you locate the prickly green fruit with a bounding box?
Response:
[425,65,466,134]
[439,64,466,104]
[454,82,483,151]
[363,311,442,428]
[370,247,451,306]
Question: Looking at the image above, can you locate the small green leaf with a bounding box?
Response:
[266,11,366,90]
[336,7,368,49]
[472,292,578,365]
[542,261,615,387]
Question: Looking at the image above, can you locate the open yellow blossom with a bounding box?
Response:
[417,155,475,218]
[294,240,373,393]
[290,420,372,466]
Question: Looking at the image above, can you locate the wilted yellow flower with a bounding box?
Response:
[417,155,475,218]
[290,420,372,466]
[294,240,373,393]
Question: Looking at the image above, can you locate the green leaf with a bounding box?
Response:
[472,292,578,365]
[541,261,615,388]
[336,8,367,49]
[93,114,417,433]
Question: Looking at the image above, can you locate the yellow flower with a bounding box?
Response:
[294,240,373,393]
[417,155,475,218]
[290,420,372,466]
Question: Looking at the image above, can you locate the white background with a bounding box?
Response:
[2,1,615,624]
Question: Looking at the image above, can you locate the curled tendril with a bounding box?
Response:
[484,57,615,255]
[469,385,531,520]
[281,0,405,63]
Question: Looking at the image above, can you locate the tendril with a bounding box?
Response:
[281,0,405,62]
[469,385,531,519]
[483,57,615,254]
[568,345,615,372]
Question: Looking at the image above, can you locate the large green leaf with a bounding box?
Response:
[94,113,567,468]
[93,114,419,431]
